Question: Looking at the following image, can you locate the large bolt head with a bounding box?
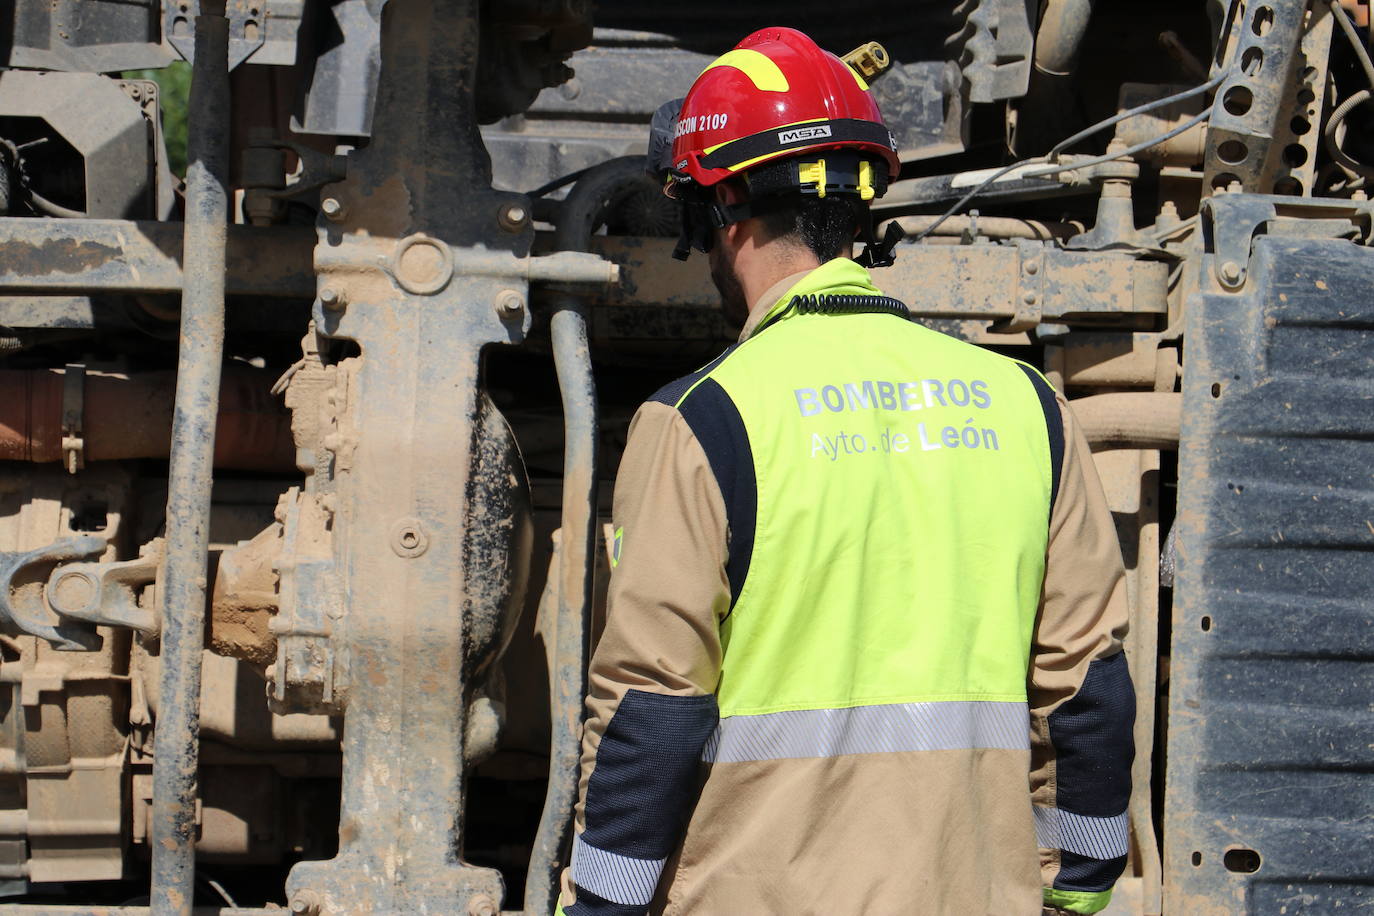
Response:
[467,894,499,916]
[288,890,322,915]
[495,290,525,320]
[319,287,347,311]
[498,202,530,232]
[320,197,346,221]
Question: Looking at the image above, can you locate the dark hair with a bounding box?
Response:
[742,157,867,261]
[758,196,861,262]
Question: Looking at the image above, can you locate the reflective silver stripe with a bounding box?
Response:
[570,834,665,907]
[1033,805,1130,859]
[701,700,1029,763]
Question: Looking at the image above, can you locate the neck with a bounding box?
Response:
[737,243,822,313]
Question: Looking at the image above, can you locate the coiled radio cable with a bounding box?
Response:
[789,293,911,319]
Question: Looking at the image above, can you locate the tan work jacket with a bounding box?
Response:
[558,266,1131,916]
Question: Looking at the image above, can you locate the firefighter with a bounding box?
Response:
[557,26,1133,916]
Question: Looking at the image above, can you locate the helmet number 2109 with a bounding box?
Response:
[674,113,729,138]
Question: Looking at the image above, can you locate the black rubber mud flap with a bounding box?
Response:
[1166,236,1374,914]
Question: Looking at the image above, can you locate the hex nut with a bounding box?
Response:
[1220,261,1242,284]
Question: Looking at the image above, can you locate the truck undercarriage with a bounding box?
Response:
[0,0,1370,913]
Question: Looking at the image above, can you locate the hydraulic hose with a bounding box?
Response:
[1323,90,1374,181]
[522,158,643,916]
[1071,392,1182,451]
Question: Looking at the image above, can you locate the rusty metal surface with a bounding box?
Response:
[1166,233,1374,914]
[0,220,316,299]
[0,367,293,470]
[150,10,231,913]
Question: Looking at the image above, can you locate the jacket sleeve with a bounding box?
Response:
[1029,393,1135,916]
[556,400,730,916]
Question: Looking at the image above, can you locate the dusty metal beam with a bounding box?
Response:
[0,219,315,298]
[591,236,1170,323]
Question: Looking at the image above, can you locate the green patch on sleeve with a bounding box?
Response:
[1043,887,1113,914]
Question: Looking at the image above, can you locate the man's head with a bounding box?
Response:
[705,168,867,323]
[648,27,900,319]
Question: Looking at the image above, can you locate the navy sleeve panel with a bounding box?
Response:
[1049,651,1135,817]
[676,378,757,616]
[648,345,739,407]
[1016,363,1065,515]
[565,887,646,916]
[1056,850,1129,895]
[580,689,719,860]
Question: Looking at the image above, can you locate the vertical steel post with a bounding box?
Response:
[150,7,230,914]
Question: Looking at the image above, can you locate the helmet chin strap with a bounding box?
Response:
[673,191,903,268]
[672,195,790,261]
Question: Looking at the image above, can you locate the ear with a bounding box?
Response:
[714,180,748,246]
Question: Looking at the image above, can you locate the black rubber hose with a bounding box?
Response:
[554,156,666,247]
[523,158,640,916]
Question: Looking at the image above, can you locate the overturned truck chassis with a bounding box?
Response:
[1,0,1372,914]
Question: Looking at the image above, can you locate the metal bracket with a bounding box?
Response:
[0,537,106,651]
[164,0,266,71]
[1202,0,1307,193]
[1201,194,1374,289]
[264,141,350,201]
[991,240,1047,333]
[61,362,84,475]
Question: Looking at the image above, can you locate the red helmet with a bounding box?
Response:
[668,27,899,194]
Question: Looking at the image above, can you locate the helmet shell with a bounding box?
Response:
[670,27,899,191]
